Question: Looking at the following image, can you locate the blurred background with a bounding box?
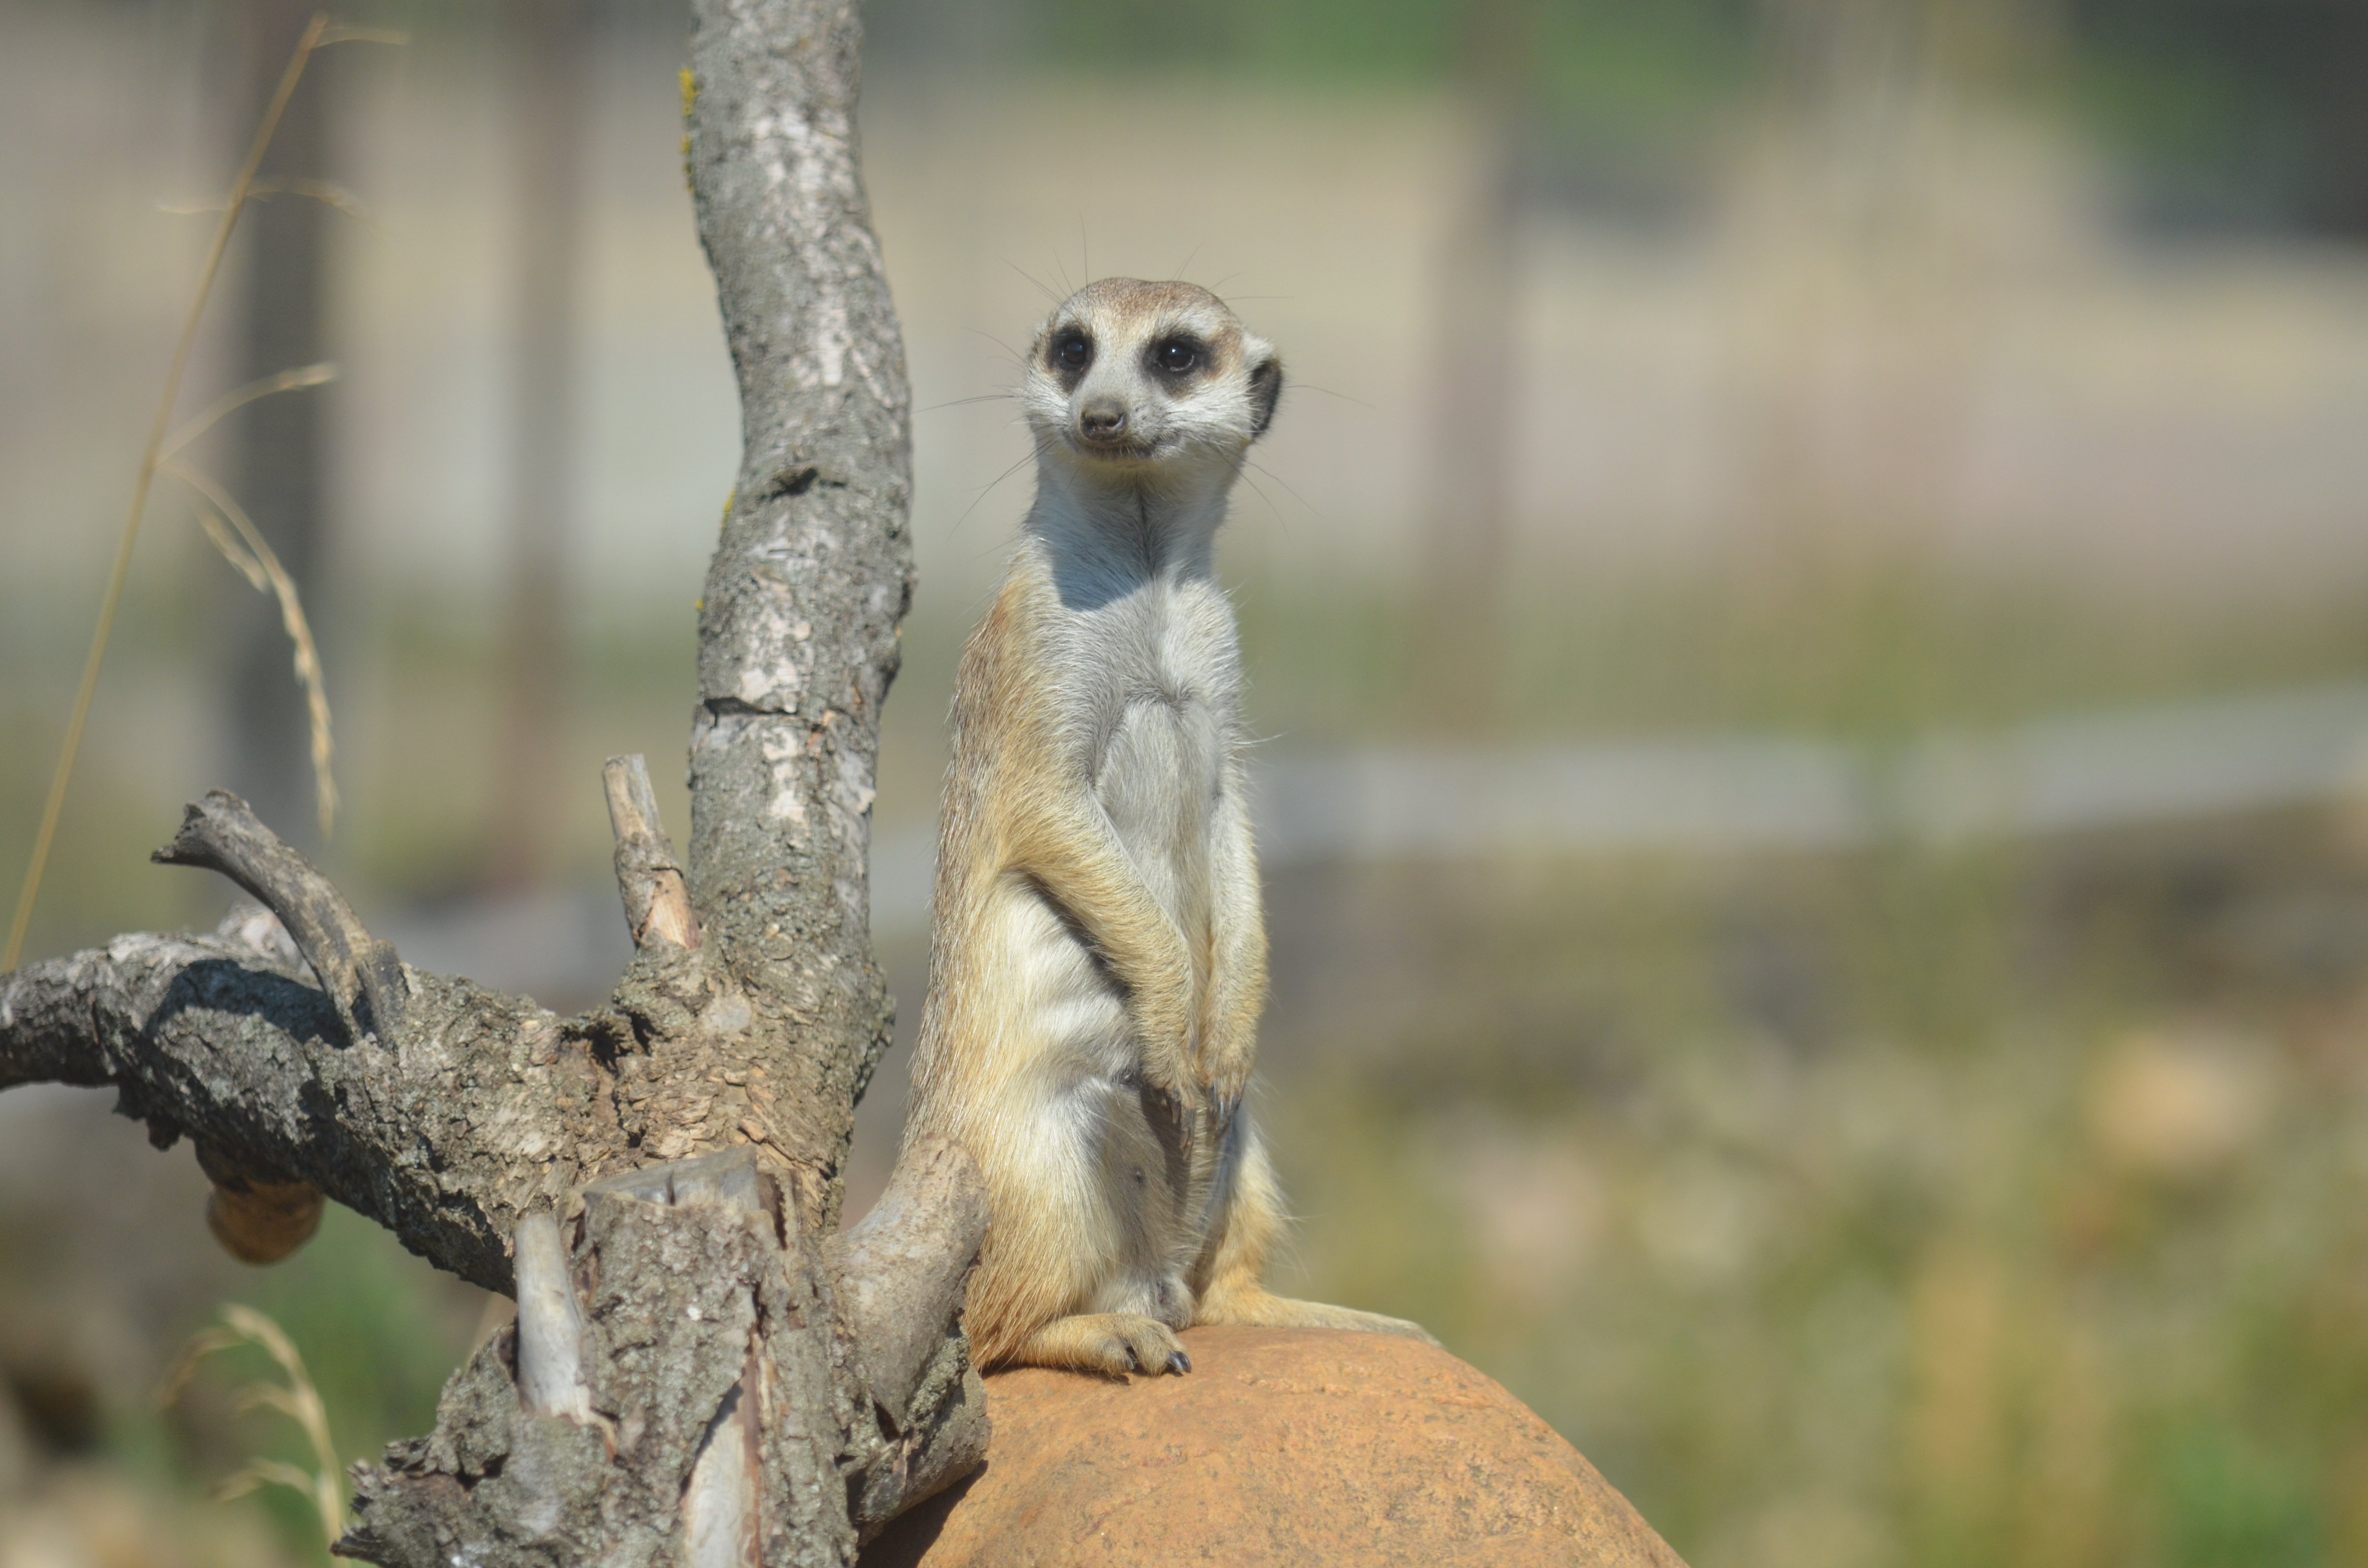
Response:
[7,0,2368,1563]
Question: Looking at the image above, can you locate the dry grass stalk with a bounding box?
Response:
[160,363,340,463]
[159,1303,347,1547]
[161,179,377,228]
[197,508,272,593]
[175,463,339,836]
[3,16,394,972]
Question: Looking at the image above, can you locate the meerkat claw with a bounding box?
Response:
[1167,1348,1192,1374]
[1147,1084,1191,1139]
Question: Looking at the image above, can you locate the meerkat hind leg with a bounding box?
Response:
[1015,1311,1194,1377]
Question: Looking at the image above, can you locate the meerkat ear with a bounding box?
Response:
[1246,347,1283,440]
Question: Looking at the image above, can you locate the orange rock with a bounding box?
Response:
[863,1325,1686,1568]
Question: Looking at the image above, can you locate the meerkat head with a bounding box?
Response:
[1021,279,1283,479]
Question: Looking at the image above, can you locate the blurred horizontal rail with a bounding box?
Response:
[878,681,2368,927]
[1248,681,2368,863]
[364,682,2368,1006]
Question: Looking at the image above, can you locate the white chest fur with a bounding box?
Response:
[1037,561,1245,943]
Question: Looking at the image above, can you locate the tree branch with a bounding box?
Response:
[149,789,402,1263]
[826,1139,987,1421]
[826,1139,991,1542]
[0,925,578,1292]
[684,0,915,1236]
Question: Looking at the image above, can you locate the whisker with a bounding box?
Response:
[950,436,1051,535]
[920,392,1019,414]
[1243,458,1325,521]
[1284,382,1374,409]
[959,324,1026,360]
[1001,258,1062,306]
[1234,466,1287,532]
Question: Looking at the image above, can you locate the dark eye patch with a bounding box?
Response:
[1148,335,1205,377]
[1049,331,1093,378]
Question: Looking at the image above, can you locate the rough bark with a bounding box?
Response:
[0,0,975,1561]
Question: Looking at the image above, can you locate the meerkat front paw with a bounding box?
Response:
[1013,1312,1193,1378]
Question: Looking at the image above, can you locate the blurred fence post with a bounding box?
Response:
[1418,0,1537,732]
[493,0,590,890]
[226,0,335,850]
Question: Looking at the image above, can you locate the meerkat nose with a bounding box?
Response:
[1078,399,1129,442]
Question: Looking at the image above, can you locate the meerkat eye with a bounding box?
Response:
[1053,333,1092,371]
[1156,340,1199,374]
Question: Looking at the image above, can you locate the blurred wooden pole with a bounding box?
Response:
[492,0,590,890]
[1417,0,1536,732]
[2314,6,2368,236]
[228,0,334,848]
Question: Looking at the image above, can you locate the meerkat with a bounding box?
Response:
[902,278,1432,1377]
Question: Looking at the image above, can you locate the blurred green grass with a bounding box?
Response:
[1257,820,2368,1568]
[126,1205,486,1564]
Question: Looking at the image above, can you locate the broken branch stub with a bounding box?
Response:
[606,753,702,951]
[513,1210,593,1424]
[151,788,405,1040]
